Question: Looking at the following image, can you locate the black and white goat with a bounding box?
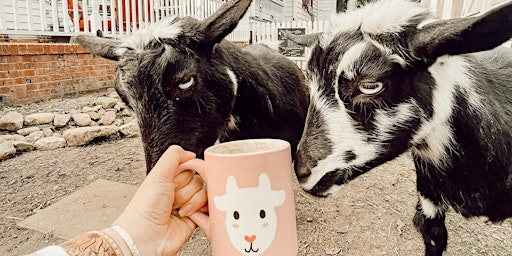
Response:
[74,0,309,172]
[289,0,512,255]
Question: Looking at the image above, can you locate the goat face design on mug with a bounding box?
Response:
[214,173,285,255]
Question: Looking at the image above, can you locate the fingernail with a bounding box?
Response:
[178,204,193,217]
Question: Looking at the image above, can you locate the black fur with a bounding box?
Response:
[290,0,512,255]
[74,0,309,172]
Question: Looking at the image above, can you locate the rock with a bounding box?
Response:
[82,106,95,113]
[92,105,103,112]
[13,141,35,152]
[0,135,15,144]
[24,113,55,126]
[63,126,120,146]
[108,91,120,99]
[54,114,71,127]
[95,97,118,109]
[99,111,117,125]
[86,111,101,121]
[0,141,16,160]
[119,122,140,137]
[42,128,54,137]
[112,119,123,127]
[22,131,45,144]
[12,134,24,141]
[34,137,67,150]
[72,113,92,127]
[17,127,40,136]
[0,111,24,131]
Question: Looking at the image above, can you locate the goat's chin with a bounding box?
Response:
[304,183,342,197]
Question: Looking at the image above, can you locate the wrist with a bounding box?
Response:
[60,231,122,256]
[102,227,134,256]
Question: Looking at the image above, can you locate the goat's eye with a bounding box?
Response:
[359,82,383,95]
[259,210,266,219]
[178,77,194,90]
[233,211,240,220]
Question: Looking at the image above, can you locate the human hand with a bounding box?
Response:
[106,145,207,256]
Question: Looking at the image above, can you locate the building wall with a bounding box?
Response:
[0,43,116,106]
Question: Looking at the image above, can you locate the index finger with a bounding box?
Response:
[145,145,196,184]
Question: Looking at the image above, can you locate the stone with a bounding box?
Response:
[108,91,120,99]
[17,127,40,136]
[86,111,101,121]
[95,97,118,109]
[72,113,92,127]
[99,111,116,125]
[112,119,123,127]
[0,135,15,144]
[54,114,71,127]
[63,126,120,146]
[34,137,67,150]
[0,111,24,131]
[22,131,44,144]
[119,122,140,138]
[82,106,95,113]
[24,113,55,126]
[0,141,16,160]
[42,128,54,137]
[13,141,35,152]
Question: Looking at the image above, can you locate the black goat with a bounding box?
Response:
[74,0,309,172]
[289,0,512,255]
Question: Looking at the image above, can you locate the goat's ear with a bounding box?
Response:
[284,32,322,47]
[198,0,252,47]
[71,35,122,61]
[410,2,512,61]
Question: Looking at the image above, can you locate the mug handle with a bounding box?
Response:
[176,158,211,240]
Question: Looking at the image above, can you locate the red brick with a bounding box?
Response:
[0,63,17,71]
[0,45,10,55]
[9,69,35,78]
[26,83,39,91]
[27,89,50,97]
[0,86,10,94]
[11,84,27,92]
[27,44,41,54]
[0,71,9,79]
[50,45,59,54]
[17,45,28,55]
[9,91,28,99]
[43,44,51,54]
[40,81,58,89]
[9,45,19,55]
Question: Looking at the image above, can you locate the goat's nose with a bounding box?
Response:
[293,152,311,180]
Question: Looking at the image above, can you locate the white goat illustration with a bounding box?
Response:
[214,173,285,255]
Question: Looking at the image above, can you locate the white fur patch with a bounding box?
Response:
[226,68,238,95]
[336,42,368,80]
[119,16,183,52]
[301,73,418,192]
[301,77,380,191]
[419,194,445,219]
[226,115,239,131]
[373,101,418,142]
[411,55,479,167]
[323,0,429,46]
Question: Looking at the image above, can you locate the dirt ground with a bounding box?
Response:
[1,91,511,256]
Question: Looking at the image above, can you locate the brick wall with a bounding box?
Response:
[0,43,116,106]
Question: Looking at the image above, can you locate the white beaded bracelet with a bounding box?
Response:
[111,225,141,256]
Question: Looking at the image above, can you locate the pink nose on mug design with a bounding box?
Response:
[245,235,256,243]
[214,173,285,255]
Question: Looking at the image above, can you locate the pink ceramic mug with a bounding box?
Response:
[178,138,298,256]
